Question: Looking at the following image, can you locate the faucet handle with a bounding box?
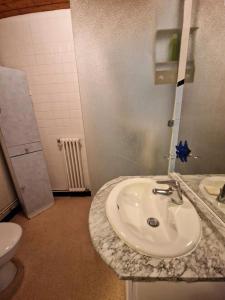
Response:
[221,184,225,197]
[156,180,178,187]
[157,180,183,202]
[217,184,225,203]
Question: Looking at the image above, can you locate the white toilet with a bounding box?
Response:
[0,222,22,292]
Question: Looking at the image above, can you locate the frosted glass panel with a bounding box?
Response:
[71,0,181,193]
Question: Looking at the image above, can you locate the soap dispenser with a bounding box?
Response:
[168,33,180,61]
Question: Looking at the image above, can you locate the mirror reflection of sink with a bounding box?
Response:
[199,176,225,211]
[106,178,202,258]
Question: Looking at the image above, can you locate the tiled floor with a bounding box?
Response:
[11,197,125,300]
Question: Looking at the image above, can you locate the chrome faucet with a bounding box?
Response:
[217,184,225,203]
[152,180,183,205]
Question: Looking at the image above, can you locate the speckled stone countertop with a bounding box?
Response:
[180,174,225,223]
[89,175,225,282]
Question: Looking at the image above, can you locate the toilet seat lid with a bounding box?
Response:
[0,222,22,257]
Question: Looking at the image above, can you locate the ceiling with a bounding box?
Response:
[0,0,70,19]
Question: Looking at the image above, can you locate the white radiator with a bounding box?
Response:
[59,138,86,192]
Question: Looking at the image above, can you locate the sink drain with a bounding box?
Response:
[147,217,160,227]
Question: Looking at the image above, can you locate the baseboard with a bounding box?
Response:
[1,204,21,222]
[53,190,91,197]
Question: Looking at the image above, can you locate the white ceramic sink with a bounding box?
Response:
[199,176,225,211]
[106,178,201,258]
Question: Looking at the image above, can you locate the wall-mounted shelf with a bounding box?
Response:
[156,27,198,35]
[155,61,195,85]
[154,27,198,85]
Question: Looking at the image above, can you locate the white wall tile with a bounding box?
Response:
[0,9,90,190]
[35,111,54,120]
[69,109,82,119]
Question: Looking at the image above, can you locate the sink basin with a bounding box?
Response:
[199,176,225,211]
[106,178,201,258]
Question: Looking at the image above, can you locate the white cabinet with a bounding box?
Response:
[11,151,54,218]
[0,67,40,148]
[0,66,54,218]
[0,147,17,219]
[126,281,225,300]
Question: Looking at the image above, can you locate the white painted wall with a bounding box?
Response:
[0,9,90,190]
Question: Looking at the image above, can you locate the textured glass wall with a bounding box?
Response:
[71,0,181,193]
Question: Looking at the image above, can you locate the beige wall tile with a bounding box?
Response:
[0,9,90,190]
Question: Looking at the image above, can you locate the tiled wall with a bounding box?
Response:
[0,9,90,190]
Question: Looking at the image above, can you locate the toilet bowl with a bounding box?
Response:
[0,222,22,292]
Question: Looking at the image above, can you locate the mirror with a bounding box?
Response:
[174,0,225,222]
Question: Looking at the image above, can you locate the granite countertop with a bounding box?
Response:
[180,174,225,223]
[89,175,225,282]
